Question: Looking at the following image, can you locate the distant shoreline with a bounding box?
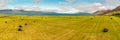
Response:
[0,14,93,16]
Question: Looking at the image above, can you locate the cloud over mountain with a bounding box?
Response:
[103,0,120,9]
[73,3,106,13]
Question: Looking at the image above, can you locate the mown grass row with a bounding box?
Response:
[0,16,120,40]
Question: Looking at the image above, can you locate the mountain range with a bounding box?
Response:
[1,5,120,16]
[0,9,92,16]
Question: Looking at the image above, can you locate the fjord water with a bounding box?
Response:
[1,13,93,16]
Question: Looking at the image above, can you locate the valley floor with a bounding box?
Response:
[0,16,120,40]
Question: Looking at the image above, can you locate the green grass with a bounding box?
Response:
[0,16,120,40]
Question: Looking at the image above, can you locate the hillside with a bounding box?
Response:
[94,6,120,15]
[106,6,120,15]
[94,9,111,15]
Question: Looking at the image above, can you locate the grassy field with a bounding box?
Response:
[0,16,120,40]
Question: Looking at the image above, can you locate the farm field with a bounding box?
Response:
[0,16,120,40]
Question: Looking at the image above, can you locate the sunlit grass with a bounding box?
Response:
[0,15,120,40]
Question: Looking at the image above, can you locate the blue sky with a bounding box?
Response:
[0,0,120,13]
[8,0,65,8]
[6,0,105,8]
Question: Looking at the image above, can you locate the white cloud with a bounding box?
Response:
[104,0,120,6]
[13,6,58,12]
[0,4,9,9]
[73,3,107,13]
[55,7,79,13]
[12,6,79,14]
[33,0,40,5]
[0,0,113,14]
[13,6,42,11]
[0,0,10,9]
[59,0,76,5]
[0,0,10,4]
[12,3,107,14]
[103,0,120,9]
[1,0,120,14]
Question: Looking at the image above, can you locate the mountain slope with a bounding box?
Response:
[106,6,120,15]
[94,9,111,15]
[94,6,120,15]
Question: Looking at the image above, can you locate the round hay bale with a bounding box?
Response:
[33,21,36,23]
[110,18,112,20]
[103,28,108,32]
[19,25,22,28]
[5,21,7,23]
[18,28,22,31]
[25,23,27,26]
[21,19,24,21]
[13,20,15,22]
[91,18,93,20]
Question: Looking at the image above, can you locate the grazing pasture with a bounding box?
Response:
[0,16,120,40]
